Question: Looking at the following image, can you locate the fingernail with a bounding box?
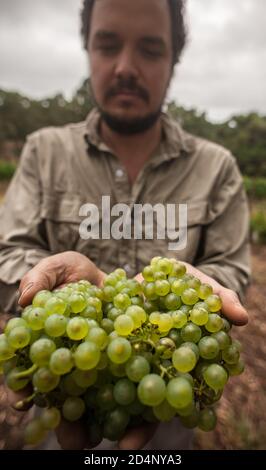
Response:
[18,283,34,303]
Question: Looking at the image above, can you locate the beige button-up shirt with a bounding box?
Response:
[0,109,250,313]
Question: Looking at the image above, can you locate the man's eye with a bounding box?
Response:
[98,45,119,54]
[142,48,162,58]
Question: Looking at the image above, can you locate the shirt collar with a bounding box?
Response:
[84,108,195,163]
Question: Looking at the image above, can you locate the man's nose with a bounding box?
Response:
[114,48,139,80]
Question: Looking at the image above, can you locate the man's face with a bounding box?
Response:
[88,0,173,133]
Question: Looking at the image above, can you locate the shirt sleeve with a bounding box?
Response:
[0,135,51,314]
[194,154,251,302]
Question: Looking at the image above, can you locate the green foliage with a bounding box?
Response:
[244,177,266,199]
[0,160,16,180]
[250,211,266,243]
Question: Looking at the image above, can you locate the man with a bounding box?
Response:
[0,0,250,450]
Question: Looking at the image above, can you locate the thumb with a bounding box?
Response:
[18,269,56,307]
[221,289,249,326]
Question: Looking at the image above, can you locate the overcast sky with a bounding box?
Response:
[0,0,265,121]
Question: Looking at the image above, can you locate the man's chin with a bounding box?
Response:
[99,109,162,136]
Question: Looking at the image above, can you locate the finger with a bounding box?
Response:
[220,289,249,326]
[117,422,158,450]
[18,269,53,307]
[56,418,89,450]
[134,273,144,283]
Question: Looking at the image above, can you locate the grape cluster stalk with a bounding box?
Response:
[0,257,244,447]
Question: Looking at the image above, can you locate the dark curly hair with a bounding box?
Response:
[80,0,187,66]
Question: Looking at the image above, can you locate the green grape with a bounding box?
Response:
[211,331,231,350]
[153,271,167,281]
[130,296,144,307]
[224,359,245,376]
[2,356,17,375]
[187,277,201,291]
[7,326,31,349]
[181,342,200,361]
[103,285,116,302]
[172,347,197,373]
[66,317,89,340]
[86,319,99,329]
[72,368,98,387]
[155,280,170,296]
[96,384,116,411]
[69,293,87,313]
[137,374,166,406]
[113,293,131,310]
[80,305,97,320]
[142,266,155,282]
[203,364,228,391]
[32,290,52,308]
[176,401,195,416]
[156,258,173,274]
[103,407,129,439]
[143,300,159,314]
[126,355,150,383]
[85,327,108,350]
[181,323,202,343]
[101,318,114,334]
[87,297,102,314]
[222,344,240,364]
[143,282,157,300]
[149,311,160,325]
[205,313,223,333]
[109,362,126,378]
[62,397,85,421]
[30,338,56,366]
[125,306,146,328]
[61,373,86,396]
[198,283,213,300]
[164,293,181,310]
[24,419,47,445]
[114,314,134,336]
[171,310,187,328]
[181,288,199,305]
[6,367,30,391]
[170,262,186,278]
[33,367,60,392]
[104,273,120,287]
[114,268,127,279]
[108,331,119,342]
[171,279,187,295]
[157,313,173,333]
[74,341,100,370]
[153,400,176,421]
[189,306,209,326]
[45,296,67,315]
[198,407,217,431]
[180,407,200,428]
[21,306,33,322]
[49,348,74,375]
[205,294,222,312]
[107,307,123,321]
[194,361,209,380]
[44,314,67,337]
[113,378,136,406]
[4,317,27,335]
[168,329,183,347]
[107,338,132,364]
[222,318,232,332]
[232,339,243,352]
[198,337,220,360]
[27,307,47,331]
[40,407,61,429]
[166,377,193,409]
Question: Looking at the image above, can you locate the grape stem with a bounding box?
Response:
[13,363,38,379]
[14,391,36,410]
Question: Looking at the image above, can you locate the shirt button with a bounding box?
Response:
[115,168,124,178]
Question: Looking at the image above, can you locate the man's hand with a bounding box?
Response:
[18,251,106,307]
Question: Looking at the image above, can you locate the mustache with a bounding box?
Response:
[105,79,149,103]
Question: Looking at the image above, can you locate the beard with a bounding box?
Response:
[89,78,163,135]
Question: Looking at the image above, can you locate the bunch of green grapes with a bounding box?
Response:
[0,257,244,447]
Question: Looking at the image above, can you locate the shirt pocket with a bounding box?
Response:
[40,191,100,264]
[136,200,209,270]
